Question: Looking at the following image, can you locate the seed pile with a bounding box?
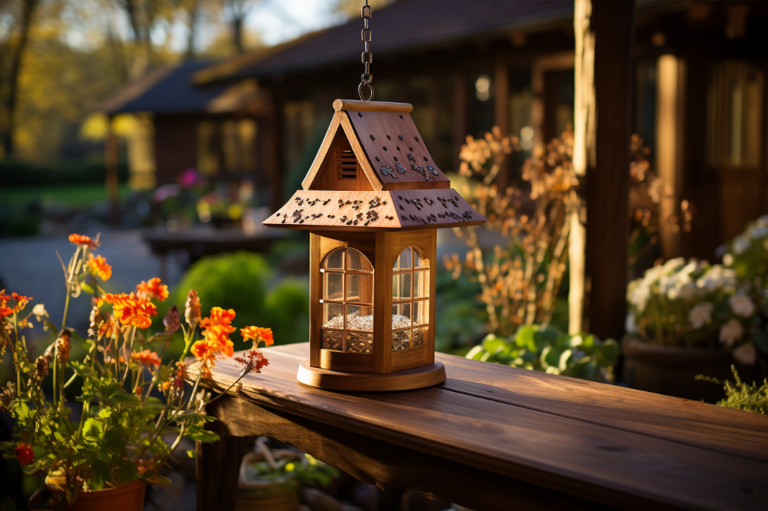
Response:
[320,313,424,353]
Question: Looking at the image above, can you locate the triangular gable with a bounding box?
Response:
[301,110,382,191]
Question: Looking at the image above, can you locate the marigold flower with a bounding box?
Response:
[185,289,201,325]
[136,278,168,301]
[1,290,32,317]
[98,293,157,329]
[191,340,217,360]
[68,233,99,249]
[131,349,162,368]
[86,254,112,281]
[240,326,274,347]
[200,307,236,358]
[15,443,34,465]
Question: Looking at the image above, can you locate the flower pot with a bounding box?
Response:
[622,336,757,402]
[236,448,301,511]
[66,481,146,511]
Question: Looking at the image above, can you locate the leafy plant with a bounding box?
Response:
[165,251,309,352]
[0,233,273,505]
[465,324,618,382]
[697,366,768,414]
[243,451,337,489]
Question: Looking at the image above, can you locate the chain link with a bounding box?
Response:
[358,1,374,100]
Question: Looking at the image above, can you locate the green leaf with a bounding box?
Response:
[184,426,220,443]
[110,391,141,407]
[80,282,95,294]
[186,450,196,458]
[146,473,173,487]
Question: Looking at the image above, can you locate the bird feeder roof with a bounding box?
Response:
[263,189,485,231]
[264,99,486,231]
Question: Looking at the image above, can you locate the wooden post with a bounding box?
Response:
[452,72,467,172]
[572,0,635,339]
[105,114,120,226]
[495,62,510,189]
[656,55,686,259]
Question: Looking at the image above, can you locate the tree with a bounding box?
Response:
[0,0,39,158]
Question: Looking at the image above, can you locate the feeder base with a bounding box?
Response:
[297,359,445,391]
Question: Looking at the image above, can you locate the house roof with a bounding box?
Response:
[302,99,450,192]
[196,0,686,85]
[262,189,486,231]
[94,61,262,115]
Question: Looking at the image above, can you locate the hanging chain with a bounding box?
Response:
[358,0,374,101]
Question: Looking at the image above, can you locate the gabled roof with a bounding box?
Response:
[195,0,683,85]
[262,190,485,231]
[94,61,261,115]
[302,99,450,192]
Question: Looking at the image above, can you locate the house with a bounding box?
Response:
[196,0,768,261]
[94,60,281,209]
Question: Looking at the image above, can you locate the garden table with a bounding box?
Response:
[189,343,768,511]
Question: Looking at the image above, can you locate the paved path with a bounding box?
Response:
[0,230,184,338]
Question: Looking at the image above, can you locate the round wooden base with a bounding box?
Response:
[297,359,446,391]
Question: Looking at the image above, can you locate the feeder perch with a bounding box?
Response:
[263,99,486,391]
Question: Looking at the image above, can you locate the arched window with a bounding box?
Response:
[320,247,373,353]
[392,247,429,351]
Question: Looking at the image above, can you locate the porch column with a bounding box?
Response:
[495,62,510,189]
[452,71,467,172]
[572,0,636,340]
[656,55,687,259]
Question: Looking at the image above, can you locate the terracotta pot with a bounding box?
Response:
[622,336,757,402]
[65,481,146,511]
[236,448,301,511]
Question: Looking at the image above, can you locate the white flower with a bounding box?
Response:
[688,302,714,328]
[733,343,757,366]
[676,283,698,301]
[661,257,686,273]
[631,283,651,312]
[719,319,743,348]
[733,236,751,255]
[698,265,737,291]
[759,214,768,224]
[750,225,768,239]
[729,293,756,318]
[625,312,637,333]
[722,253,734,267]
[642,264,666,285]
[32,303,48,318]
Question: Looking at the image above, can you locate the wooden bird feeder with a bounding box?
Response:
[263,99,486,391]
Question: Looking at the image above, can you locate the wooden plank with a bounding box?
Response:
[333,98,414,113]
[189,345,768,511]
[373,231,391,374]
[302,110,344,190]
[309,233,322,367]
[436,353,768,464]
[340,112,383,192]
[205,395,614,511]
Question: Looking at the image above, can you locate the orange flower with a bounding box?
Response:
[136,278,168,301]
[131,349,162,368]
[98,293,157,329]
[14,443,34,465]
[191,340,216,360]
[240,326,274,347]
[86,254,112,281]
[200,307,236,358]
[0,291,32,318]
[68,233,98,249]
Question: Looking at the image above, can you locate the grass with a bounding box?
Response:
[0,183,131,209]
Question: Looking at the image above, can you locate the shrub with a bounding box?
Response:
[466,324,618,382]
[697,366,768,414]
[165,251,308,352]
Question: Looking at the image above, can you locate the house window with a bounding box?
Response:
[320,248,373,353]
[707,61,764,168]
[392,247,429,351]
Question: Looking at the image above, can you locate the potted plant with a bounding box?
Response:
[624,247,766,401]
[0,233,273,509]
[236,437,338,511]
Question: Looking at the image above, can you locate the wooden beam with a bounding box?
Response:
[656,55,687,259]
[584,0,636,339]
[333,99,413,113]
[452,72,467,172]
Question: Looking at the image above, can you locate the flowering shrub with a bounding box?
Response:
[723,215,768,292]
[626,256,766,365]
[0,233,272,504]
